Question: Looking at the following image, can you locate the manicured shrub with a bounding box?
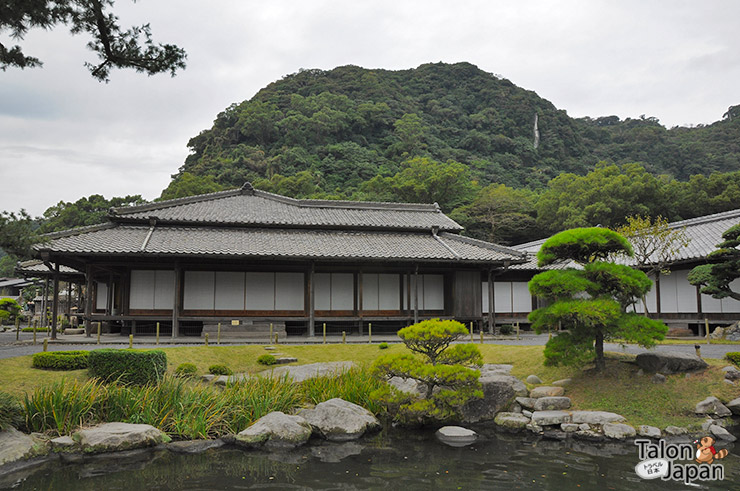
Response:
[257,354,277,365]
[88,349,167,385]
[499,324,513,335]
[22,327,47,332]
[175,362,198,378]
[727,352,740,367]
[32,350,89,370]
[208,364,232,376]
[378,342,389,349]
[0,391,24,430]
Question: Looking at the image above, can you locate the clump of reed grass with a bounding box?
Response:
[24,378,106,435]
[300,367,385,414]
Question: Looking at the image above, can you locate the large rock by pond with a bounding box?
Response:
[695,397,732,417]
[74,422,169,454]
[298,398,380,441]
[0,427,45,467]
[235,411,312,449]
[709,424,737,442]
[531,411,572,426]
[603,423,636,440]
[461,374,527,423]
[637,425,662,439]
[569,411,626,425]
[726,397,740,415]
[533,397,571,411]
[493,412,530,431]
[635,351,708,374]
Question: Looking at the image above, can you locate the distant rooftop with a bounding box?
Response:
[109,182,463,232]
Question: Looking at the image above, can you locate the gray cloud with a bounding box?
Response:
[1,0,738,216]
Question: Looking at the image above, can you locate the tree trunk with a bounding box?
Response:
[594,329,605,371]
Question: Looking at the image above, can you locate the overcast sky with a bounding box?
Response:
[1,0,738,216]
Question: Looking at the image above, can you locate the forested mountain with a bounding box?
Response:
[173,62,740,198]
[6,63,739,264]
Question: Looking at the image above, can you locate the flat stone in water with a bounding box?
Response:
[569,411,625,425]
[435,426,477,447]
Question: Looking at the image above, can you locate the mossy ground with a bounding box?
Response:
[1,342,738,430]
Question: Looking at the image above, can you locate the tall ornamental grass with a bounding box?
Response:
[300,368,385,414]
[24,379,107,435]
[22,375,302,439]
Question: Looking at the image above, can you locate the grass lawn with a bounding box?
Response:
[1,342,738,430]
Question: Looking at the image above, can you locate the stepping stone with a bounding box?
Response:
[695,396,732,417]
[274,357,298,364]
[533,396,571,411]
[526,375,543,384]
[435,426,478,447]
[530,386,565,398]
[264,346,277,351]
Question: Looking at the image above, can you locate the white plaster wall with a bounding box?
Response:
[183,271,215,310]
[314,273,331,310]
[379,274,400,310]
[96,282,108,310]
[511,282,532,312]
[332,273,354,310]
[215,272,245,310]
[275,273,304,310]
[129,270,155,309]
[245,272,275,310]
[422,274,444,310]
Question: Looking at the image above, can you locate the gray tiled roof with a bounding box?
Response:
[38,225,524,264]
[16,260,82,276]
[111,185,463,232]
[511,208,740,269]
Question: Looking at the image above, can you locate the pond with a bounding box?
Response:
[3,427,739,490]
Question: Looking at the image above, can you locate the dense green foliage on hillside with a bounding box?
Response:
[173,62,740,197]
[3,63,740,251]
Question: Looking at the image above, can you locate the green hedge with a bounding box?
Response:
[257,354,277,365]
[32,350,89,370]
[727,352,740,367]
[208,364,232,376]
[88,349,167,385]
[175,362,198,378]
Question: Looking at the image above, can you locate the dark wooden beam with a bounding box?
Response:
[308,264,315,337]
[172,264,182,337]
[488,269,495,335]
[51,264,60,340]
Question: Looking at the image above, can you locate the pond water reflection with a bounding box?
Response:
[3,427,738,490]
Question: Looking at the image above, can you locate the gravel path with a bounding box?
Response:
[1,331,737,360]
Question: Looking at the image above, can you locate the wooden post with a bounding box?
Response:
[368,323,372,344]
[470,321,473,342]
[15,317,19,341]
[270,323,274,345]
[275,332,279,344]
[128,334,133,349]
[41,277,48,330]
[487,269,495,335]
[705,318,710,345]
[33,320,37,345]
[84,265,93,337]
[308,265,315,337]
[480,328,483,344]
[217,322,222,345]
[204,333,209,346]
[413,265,419,324]
[172,265,182,338]
[516,321,520,340]
[43,338,48,352]
[323,323,326,344]
[342,331,346,344]
[156,322,160,345]
[97,322,101,345]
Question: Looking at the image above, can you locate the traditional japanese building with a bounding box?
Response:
[35,183,527,338]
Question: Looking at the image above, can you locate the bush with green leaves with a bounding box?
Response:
[208,364,232,376]
[371,319,482,426]
[378,342,389,349]
[88,349,167,385]
[499,324,513,335]
[529,227,668,370]
[257,354,277,366]
[175,362,198,378]
[22,326,47,332]
[32,350,89,370]
[727,352,740,367]
[0,391,24,430]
